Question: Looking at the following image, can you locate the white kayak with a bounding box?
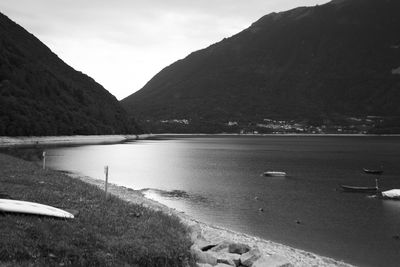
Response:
[263,171,287,177]
[0,199,74,219]
[381,189,400,200]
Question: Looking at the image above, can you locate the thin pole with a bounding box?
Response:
[104,166,109,200]
[42,151,46,170]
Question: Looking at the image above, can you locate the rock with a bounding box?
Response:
[214,252,240,266]
[189,224,203,240]
[195,238,217,251]
[240,248,262,267]
[210,240,232,253]
[252,254,293,267]
[228,243,251,254]
[190,225,216,251]
[201,244,217,251]
[191,244,218,266]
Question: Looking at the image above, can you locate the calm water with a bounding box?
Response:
[44,136,400,267]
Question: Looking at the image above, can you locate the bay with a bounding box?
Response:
[44,136,400,267]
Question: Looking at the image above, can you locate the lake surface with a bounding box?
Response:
[43,136,400,267]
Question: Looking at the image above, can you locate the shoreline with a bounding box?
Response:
[0,135,355,266]
[0,153,192,266]
[150,133,400,137]
[71,173,353,267]
[0,134,154,148]
[1,132,399,149]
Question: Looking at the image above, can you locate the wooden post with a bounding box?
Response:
[42,151,46,170]
[104,166,109,200]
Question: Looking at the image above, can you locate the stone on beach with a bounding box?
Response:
[201,244,218,251]
[190,224,203,240]
[209,240,231,253]
[191,244,218,265]
[240,247,262,267]
[228,242,251,254]
[215,251,240,266]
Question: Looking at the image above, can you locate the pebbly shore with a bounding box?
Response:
[74,174,353,267]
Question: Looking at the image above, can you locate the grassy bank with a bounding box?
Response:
[0,153,193,266]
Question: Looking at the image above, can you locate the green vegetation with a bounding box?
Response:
[0,13,141,136]
[0,153,193,266]
[121,0,400,134]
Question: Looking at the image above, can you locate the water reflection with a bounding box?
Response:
[43,136,400,267]
[382,200,400,219]
[47,141,192,190]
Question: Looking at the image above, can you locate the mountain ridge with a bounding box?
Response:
[121,0,400,133]
[0,12,140,136]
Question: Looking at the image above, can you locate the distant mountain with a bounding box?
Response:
[0,12,140,136]
[121,0,400,134]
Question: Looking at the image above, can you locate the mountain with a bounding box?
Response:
[121,0,400,134]
[0,12,140,136]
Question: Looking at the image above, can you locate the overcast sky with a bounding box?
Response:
[0,0,330,100]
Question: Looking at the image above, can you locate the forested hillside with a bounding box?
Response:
[122,0,400,134]
[0,13,140,136]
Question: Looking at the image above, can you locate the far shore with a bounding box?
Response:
[1,132,399,148]
[0,134,355,266]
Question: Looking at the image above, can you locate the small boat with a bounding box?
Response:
[341,185,379,193]
[381,189,400,200]
[0,199,74,218]
[363,168,383,175]
[341,178,379,193]
[263,171,286,177]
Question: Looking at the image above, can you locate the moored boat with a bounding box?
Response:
[341,185,379,193]
[263,171,286,177]
[381,189,400,200]
[363,168,383,175]
[341,178,379,193]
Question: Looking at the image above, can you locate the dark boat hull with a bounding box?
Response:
[341,185,378,193]
[363,168,383,175]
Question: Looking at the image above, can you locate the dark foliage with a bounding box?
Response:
[121,0,400,133]
[0,13,141,136]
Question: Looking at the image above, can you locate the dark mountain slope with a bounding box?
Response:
[0,12,140,136]
[122,0,400,133]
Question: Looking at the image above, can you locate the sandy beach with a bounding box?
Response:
[0,135,354,266]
